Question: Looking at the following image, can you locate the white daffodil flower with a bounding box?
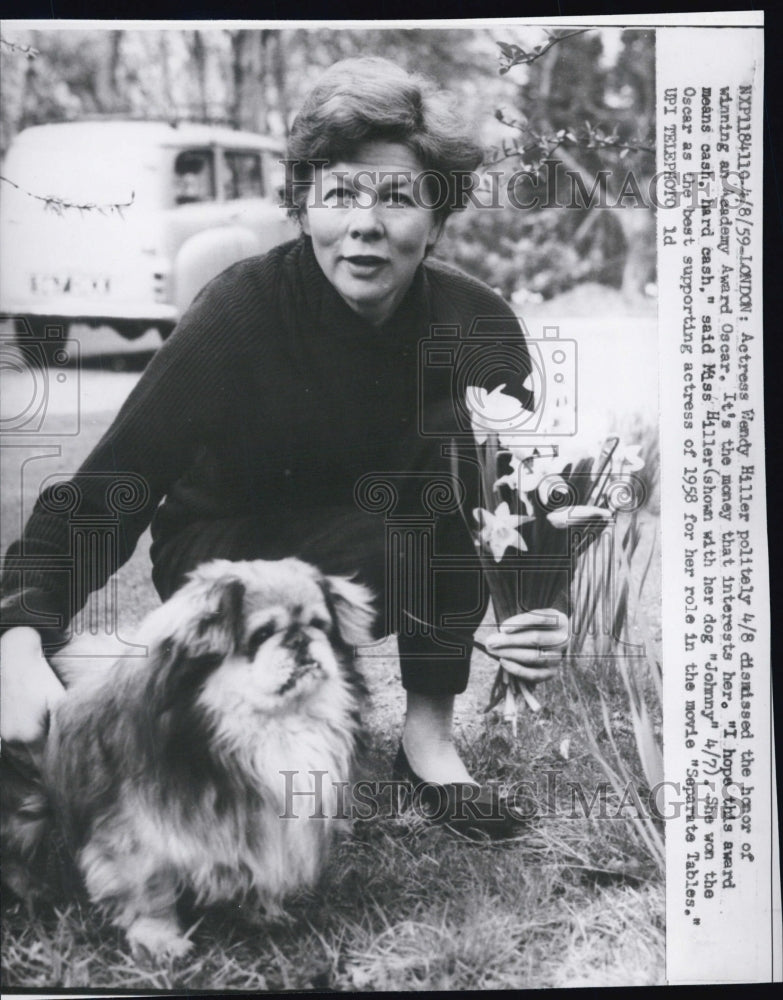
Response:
[546,504,613,529]
[494,444,561,497]
[473,501,536,562]
[466,384,530,444]
[614,443,645,472]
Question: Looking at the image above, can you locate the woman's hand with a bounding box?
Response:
[484,608,569,684]
[0,627,65,744]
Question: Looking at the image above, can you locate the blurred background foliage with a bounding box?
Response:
[0,26,655,304]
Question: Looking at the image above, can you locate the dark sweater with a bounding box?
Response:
[1,236,531,651]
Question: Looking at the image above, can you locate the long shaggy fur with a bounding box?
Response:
[5,558,373,959]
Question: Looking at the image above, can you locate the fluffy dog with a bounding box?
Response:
[6,558,374,959]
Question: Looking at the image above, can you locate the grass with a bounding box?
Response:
[1,357,665,991]
[2,655,665,990]
[2,711,664,990]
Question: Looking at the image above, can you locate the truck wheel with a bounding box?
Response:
[112,320,153,341]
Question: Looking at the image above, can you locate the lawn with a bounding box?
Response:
[1,315,664,991]
[2,665,665,990]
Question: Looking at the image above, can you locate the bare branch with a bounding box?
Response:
[580,121,655,156]
[0,36,39,60]
[0,175,135,216]
[490,111,655,166]
[483,133,566,170]
[497,29,590,74]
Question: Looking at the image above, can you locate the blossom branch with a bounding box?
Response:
[487,113,655,170]
[497,29,590,74]
[0,175,135,218]
[0,36,39,60]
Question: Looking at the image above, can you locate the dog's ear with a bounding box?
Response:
[146,576,246,713]
[148,636,222,714]
[193,577,246,658]
[321,575,376,648]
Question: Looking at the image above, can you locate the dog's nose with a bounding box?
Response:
[282,627,310,656]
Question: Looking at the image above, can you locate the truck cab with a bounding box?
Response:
[0,120,295,353]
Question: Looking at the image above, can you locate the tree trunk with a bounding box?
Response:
[270,32,290,135]
[18,30,41,129]
[229,30,268,132]
[109,31,123,104]
[189,31,209,121]
[158,34,174,119]
[90,30,124,112]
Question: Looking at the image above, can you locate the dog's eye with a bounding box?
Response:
[247,623,275,657]
[310,617,329,632]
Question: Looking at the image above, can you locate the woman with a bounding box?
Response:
[1,57,567,831]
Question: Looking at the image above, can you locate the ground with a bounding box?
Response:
[1,311,664,990]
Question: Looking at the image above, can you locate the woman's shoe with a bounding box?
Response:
[391,743,531,839]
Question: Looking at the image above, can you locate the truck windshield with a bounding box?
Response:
[223,151,264,199]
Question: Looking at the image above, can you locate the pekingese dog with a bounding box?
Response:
[5,558,374,959]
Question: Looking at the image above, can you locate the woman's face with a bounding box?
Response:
[301,141,443,326]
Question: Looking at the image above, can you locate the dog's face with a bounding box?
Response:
[141,558,374,721]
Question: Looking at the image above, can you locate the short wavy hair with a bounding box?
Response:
[284,56,484,222]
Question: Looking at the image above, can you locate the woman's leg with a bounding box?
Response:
[395,501,488,784]
[401,691,475,783]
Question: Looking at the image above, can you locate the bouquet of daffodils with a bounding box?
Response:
[463,384,645,735]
